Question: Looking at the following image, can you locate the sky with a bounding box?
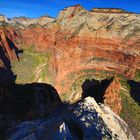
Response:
[0,0,140,18]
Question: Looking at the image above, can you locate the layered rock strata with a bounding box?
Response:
[0,5,140,95]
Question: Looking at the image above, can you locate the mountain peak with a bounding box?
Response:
[57,4,86,22]
[63,4,83,11]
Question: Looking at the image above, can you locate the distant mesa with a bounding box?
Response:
[91,8,130,13]
[0,14,7,22]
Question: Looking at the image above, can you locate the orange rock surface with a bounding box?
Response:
[103,77,122,114]
[0,5,140,95]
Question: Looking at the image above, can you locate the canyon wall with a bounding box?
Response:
[0,5,140,97]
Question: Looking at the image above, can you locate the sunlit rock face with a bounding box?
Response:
[1,5,140,75]
[91,8,130,13]
[8,5,139,95]
[0,14,7,22]
[6,97,134,140]
[0,28,18,62]
[7,16,55,27]
[103,77,122,114]
[0,5,140,108]
[53,5,140,93]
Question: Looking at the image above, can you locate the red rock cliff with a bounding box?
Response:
[103,77,122,114]
[0,5,140,94]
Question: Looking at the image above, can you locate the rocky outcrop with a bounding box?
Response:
[0,83,62,121]
[8,16,55,27]
[0,29,18,61]
[0,5,140,75]
[6,97,134,140]
[103,77,122,114]
[0,14,7,22]
[52,5,140,93]
[0,83,63,139]
[0,27,19,71]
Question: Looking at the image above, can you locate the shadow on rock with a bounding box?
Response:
[6,37,23,60]
[82,78,113,103]
[0,82,62,139]
[128,80,140,105]
[0,38,22,86]
[0,67,16,85]
[0,36,63,139]
[0,83,62,120]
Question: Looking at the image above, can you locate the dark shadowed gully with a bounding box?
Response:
[82,78,113,103]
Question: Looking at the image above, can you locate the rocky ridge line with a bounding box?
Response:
[6,97,134,140]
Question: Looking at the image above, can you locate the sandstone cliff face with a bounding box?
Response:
[92,8,130,13]
[0,5,140,94]
[103,77,122,114]
[0,27,19,69]
[52,5,140,93]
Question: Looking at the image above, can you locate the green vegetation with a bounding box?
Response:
[60,93,68,101]
[60,68,140,138]
[0,21,12,27]
[11,49,140,138]
[27,24,42,28]
[87,57,108,63]
[120,90,140,139]
[12,46,52,84]
[71,23,85,38]
[119,77,140,139]
[11,47,140,138]
[134,69,140,82]
[120,78,130,91]
[60,69,115,101]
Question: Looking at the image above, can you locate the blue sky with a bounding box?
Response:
[0,0,140,18]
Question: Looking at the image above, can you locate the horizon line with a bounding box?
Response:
[0,4,140,19]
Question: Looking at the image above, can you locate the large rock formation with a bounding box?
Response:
[53,5,140,93]
[103,77,122,114]
[0,83,62,121]
[0,29,18,61]
[0,5,140,72]
[0,4,140,101]
[91,8,131,13]
[8,15,55,27]
[5,97,134,140]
